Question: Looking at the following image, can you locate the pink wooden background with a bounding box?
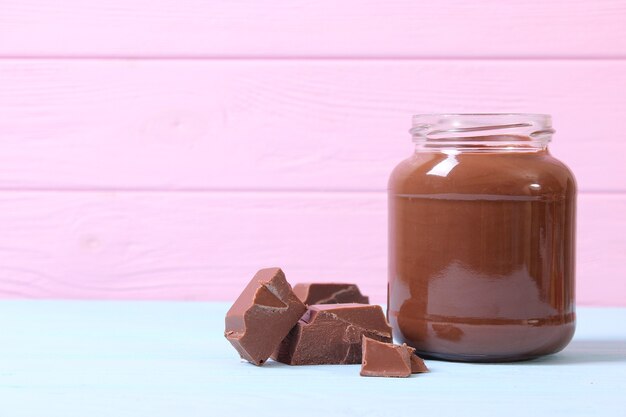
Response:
[0,1,625,305]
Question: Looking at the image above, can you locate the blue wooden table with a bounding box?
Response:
[0,301,624,416]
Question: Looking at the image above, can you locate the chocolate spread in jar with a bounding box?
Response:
[388,116,576,362]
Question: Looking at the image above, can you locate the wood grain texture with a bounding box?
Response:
[1,0,626,58]
[1,59,625,192]
[0,191,622,305]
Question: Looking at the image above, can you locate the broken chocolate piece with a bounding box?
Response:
[293,283,369,305]
[410,351,429,373]
[360,337,429,377]
[272,303,392,365]
[224,267,306,366]
[361,336,412,377]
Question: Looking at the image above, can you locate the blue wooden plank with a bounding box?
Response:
[0,301,624,417]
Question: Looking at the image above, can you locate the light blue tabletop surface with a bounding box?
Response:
[0,301,624,417]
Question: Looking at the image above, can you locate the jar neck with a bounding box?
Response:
[411,114,554,152]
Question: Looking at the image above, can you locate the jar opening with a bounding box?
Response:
[411,114,554,151]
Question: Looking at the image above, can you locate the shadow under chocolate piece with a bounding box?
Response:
[293,283,369,305]
[360,336,429,377]
[272,303,392,365]
[224,267,306,366]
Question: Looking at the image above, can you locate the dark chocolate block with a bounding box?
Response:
[224,268,306,366]
[272,303,392,365]
[360,337,429,377]
[293,283,369,305]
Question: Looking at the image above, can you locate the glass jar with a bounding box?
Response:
[388,114,576,362]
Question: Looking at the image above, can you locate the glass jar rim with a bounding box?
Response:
[410,113,554,145]
[412,113,551,120]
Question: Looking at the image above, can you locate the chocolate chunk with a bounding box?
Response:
[293,283,369,305]
[410,350,429,373]
[361,337,412,377]
[272,303,392,365]
[360,337,429,377]
[224,268,306,366]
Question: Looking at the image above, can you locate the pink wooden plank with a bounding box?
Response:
[1,59,625,193]
[0,191,622,306]
[1,1,625,57]
[0,191,386,301]
[576,193,626,306]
